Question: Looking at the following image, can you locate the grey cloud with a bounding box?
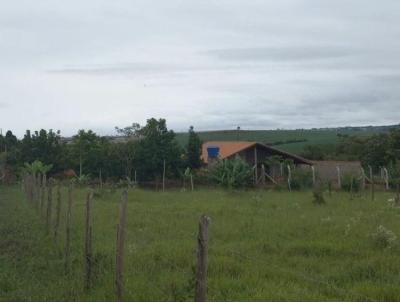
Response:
[205,46,354,62]
[1,0,400,135]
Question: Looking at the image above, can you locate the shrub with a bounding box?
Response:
[341,174,361,192]
[371,225,397,249]
[290,169,313,190]
[312,186,325,205]
[212,157,252,189]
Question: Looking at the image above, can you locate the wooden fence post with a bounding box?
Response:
[287,165,292,192]
[116,190,128,302]
[336,166,341,190]
[54,184,62,243]
[361,168,366,191]
[383,167,389,190]
[311,166,316,187]
[46,180,53,234]
[65,182,73,274]
[195,215,210,302]
[191,174,194,192]
[85,192,93,290]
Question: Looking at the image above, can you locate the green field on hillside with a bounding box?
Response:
[1,186,400,301]
[175,128,381,154]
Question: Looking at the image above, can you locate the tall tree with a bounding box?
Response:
[134,118,182,181]
[186,126,202,169]
[71,130,102,177]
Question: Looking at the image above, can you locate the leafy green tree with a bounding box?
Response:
[186,126,202,169]
[134,118,182,181]
[115,123,141,137]
[19,129,65,172]
[71,130,104,177]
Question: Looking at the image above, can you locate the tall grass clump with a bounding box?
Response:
[371,225,397,249]
[312,185,325,205]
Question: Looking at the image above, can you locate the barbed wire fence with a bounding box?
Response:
[16,173,387,301]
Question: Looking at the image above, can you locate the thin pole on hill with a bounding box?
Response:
[65,182,73,274]
[195,215,210,302]
[134,170,137,184]
[162,159,166,192]
[84,191,93,290]
[54,184,62,243]
[46,180,53,234]
[116,190,128,302]
[369,165,375,201]
[191,174,194,191]
[396,184,400,206]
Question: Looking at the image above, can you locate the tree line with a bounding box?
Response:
[0,118,202,183]
[301,129,400,172]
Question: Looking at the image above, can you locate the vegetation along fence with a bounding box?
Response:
[17,171,400,301]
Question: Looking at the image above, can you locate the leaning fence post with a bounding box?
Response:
[116,190,128,302]
[46,180,53,234]
[54,184,62,243]
[65,182,73,274]
[195,215,210,302]
[85,192,93,290]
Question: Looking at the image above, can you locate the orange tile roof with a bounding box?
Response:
[202,141,256,163]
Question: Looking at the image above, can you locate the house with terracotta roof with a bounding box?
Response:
[201,141,312,184]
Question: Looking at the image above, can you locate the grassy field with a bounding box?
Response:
[1,185,400,301]
[175,128,380,154]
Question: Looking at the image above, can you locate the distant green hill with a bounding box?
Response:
[175,125,399,154]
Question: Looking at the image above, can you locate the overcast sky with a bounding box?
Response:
[1,0,400,137]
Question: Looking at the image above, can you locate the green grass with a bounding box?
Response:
[175,128,380,154]
[1,186,400,301]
